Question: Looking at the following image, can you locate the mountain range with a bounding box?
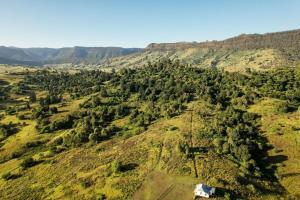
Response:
[99,29,300,71]
[0,46,142,65]
[1,29,300,69]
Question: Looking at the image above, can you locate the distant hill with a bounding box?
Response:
[100,29,300,71]
[1,29,300,70]
[0,46,142,65]
[146,29,300,51]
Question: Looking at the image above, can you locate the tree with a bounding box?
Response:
[29,91,36,103]
[89,131,101,143]
[98,193,106,200]
[20,157,36,169]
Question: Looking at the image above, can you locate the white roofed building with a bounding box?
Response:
[194,183,216,198]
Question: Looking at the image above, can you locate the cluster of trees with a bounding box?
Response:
[0,80,10,101]
[39,94,62,106]
[201,107,264,175]
[24,70,114,98]
[10,83,30,95]
[249,68,300,103]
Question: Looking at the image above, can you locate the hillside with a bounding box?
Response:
[0,46,142,65]
[0,60,299,199]
[99,29,300,71]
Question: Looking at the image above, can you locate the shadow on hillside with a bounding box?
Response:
[214,187,235,199]
[253,137,287,195]
[56,109,69,114]
[265,155,288,165]
[120,163,138,172]
[281,172,300,178]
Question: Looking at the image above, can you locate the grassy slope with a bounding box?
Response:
[0,101,236,200]
[0,99,277,200]
[99,48,286,72]
[1,68,299,199]
[248,98,300,198]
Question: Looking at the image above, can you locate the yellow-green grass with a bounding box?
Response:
[49,98,86,121]
[98,47,286,73]
[249,98,300,197]
[0,115,39,160]
[133,171,198,200]
[0,100,240,199]
[0,65,36,84]
[1,96,294,199]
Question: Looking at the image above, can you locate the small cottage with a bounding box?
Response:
[194,183,216,198]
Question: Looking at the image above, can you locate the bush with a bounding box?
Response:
[246,184,257,193]
[25,140,44,148]
[276,101,290,113]
[49,115,74,132]
[213,137,223,153]
[20,157,36,169]
[49,107,58,114]
[10,149,25,159]
[80,178,93,188]
[89,132,101,143]
[98,193,106,200]
[224,192,231,200]
[169,126,178,131]
[17,114,26,120]
[51,136,63,146]
[2,172,13,180]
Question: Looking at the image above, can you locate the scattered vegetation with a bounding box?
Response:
[0,59,299,199]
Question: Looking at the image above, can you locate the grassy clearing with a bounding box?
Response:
[0,116,39,159]
[49,97,86,121]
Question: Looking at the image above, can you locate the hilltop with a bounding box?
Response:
[99,29,300,71]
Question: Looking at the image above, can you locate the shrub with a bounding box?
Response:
[98,193,106,200]
[49,107,58,114]
[213,137,223,153]
[10,149,25,159]
[246,184,257,193]
[25,140,44,148]
[20,157,36,169]
[222,142,230,154]
[2,172,13,180]
[276,101,290,114]
[224,192,231,200]
[51,136,63,146]
[169,126,178,131]
[89,132,101,143]
[17,114,26,120]
[49,115,74,132]
[80,178,93,188]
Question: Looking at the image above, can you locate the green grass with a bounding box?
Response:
[249,98,300,198]
[99,47,286,72]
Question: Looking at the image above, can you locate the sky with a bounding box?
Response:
[0,0,300,48]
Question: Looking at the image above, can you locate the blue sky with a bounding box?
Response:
[0,0,300,48]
